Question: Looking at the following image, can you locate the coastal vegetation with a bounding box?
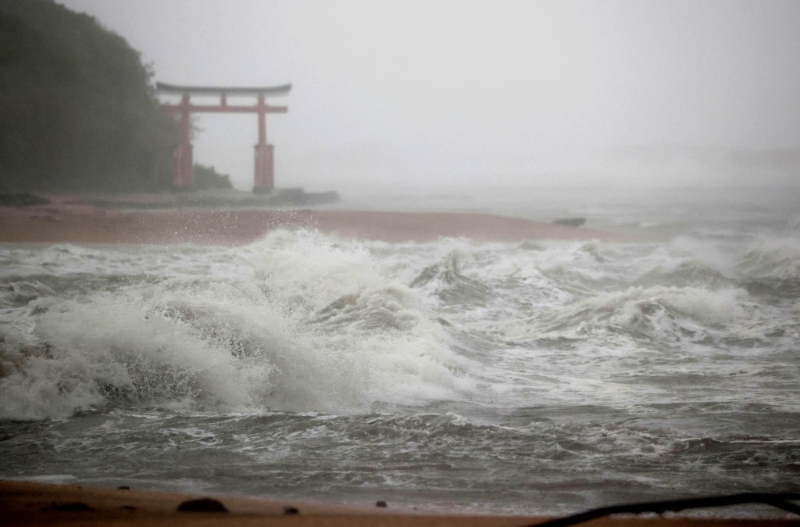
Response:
[192,164,233,190]
[0,0,179,192]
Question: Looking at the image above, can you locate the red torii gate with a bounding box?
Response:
[156,82,291,193]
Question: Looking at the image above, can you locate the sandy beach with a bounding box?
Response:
[1,479,535,526]
[1,480,796,527]
[0,194,627,245]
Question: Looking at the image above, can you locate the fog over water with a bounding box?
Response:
[56,0,800,191]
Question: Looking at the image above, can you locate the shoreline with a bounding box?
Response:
[0,195,630,245]
[0,479,541,526]
[1,480,796,526]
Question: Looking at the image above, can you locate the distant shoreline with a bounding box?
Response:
[0,193,628,245]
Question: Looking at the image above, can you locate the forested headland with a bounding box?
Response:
[0,0,180,192]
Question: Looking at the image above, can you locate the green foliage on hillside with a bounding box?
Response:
[0,0,179,191]
[192,164,233,190]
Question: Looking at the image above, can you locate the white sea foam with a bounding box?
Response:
[2,189,800,515]
[0,230,473,420]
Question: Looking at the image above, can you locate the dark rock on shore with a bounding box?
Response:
[552,217,586,227]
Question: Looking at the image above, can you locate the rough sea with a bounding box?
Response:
[1,184,799,517]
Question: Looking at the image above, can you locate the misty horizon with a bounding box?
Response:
[52,0,800,192]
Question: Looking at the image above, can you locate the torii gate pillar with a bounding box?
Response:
[172,94,193,189]
[253,95,274,193]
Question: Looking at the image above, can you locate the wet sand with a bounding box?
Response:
[1,480,796,527]
[0,196,626,245]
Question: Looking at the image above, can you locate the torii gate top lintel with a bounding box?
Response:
[156,81,291,193]
[156,82,292,98]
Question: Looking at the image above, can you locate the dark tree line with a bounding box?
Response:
[0,0,180,192]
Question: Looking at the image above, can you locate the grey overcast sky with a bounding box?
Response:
[57,0,800,190]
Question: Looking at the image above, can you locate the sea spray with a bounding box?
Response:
[2,203,800,515]
[0,230,472,420]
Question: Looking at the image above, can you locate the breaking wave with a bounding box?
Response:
[0,230,473,419]
[1,212,800,515]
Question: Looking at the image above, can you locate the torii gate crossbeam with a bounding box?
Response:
[156,82,291,193]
